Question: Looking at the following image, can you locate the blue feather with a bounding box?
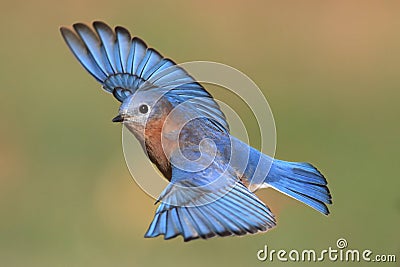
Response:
[72,23,110,76]
[139,49,164,78]
[164,208,182,239]
[115,26,131,73]
[142,59,175,81]
[145,179,276,241]
[265,159,332,215]
[60,27,106,82]
[128,37,147,76]
[93,21,118,73]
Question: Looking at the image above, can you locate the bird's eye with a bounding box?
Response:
[139,104,149,114]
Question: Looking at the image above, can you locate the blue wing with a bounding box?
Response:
[144,147,276,241]
[60,21,229,132]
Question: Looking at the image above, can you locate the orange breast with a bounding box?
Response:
[144,116,173,180]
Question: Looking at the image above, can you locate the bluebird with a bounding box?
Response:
[60,21,332,241]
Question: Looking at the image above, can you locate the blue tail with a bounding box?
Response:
[265,160,332,215]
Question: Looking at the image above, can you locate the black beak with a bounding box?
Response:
[112,114,124,123]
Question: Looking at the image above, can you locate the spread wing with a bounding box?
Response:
[144,147,276,241]
[60,21,229,132]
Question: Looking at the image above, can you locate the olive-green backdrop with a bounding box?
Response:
[1,1,399,266]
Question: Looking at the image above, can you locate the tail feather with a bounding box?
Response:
[266,160,332,215]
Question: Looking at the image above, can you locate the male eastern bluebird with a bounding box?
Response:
[60,21,332,241]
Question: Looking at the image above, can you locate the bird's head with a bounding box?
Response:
[112,89,173,141]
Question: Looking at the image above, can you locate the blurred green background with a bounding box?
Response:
[1,1,399,266]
